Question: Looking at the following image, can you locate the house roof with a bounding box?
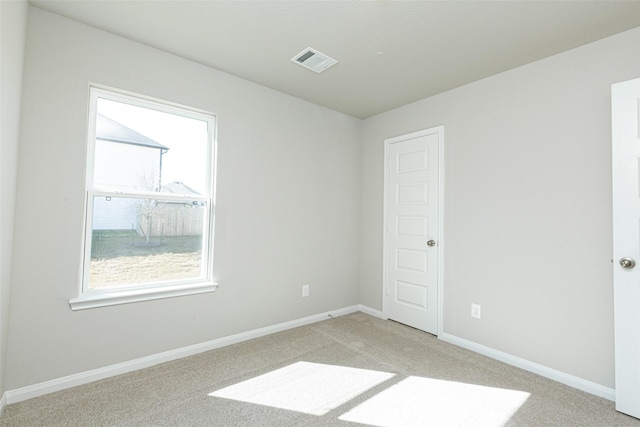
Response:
[161,181,200,195]
[96,113,168,151]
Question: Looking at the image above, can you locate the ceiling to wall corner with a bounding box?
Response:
[30,0,640,119]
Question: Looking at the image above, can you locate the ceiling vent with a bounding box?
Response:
[291,47,338,73]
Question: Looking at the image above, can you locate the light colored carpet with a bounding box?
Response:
[210,361,395,416]
[1,312,639,426]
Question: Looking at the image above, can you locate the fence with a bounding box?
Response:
[137,202,204,237]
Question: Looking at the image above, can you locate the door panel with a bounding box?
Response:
[612,77,640,419]
[396,216,428,238]
[385,128,441,334]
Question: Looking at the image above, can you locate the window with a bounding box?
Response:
[70,87,217,310]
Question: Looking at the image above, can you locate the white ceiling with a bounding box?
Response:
[30,0,640,119]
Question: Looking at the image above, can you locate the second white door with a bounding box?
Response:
[385,127,442,335]
[612,77,640,420]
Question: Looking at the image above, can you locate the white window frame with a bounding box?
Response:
[70,86,218,310]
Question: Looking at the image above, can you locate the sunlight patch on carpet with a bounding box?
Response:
[208,361,395,415]
[338,376,530,427]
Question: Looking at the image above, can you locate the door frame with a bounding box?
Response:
[382,126,445,336]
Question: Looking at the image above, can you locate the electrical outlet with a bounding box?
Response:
[471,303,481,319]
[302,284,309,298]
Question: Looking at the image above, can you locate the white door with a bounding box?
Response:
[612,77,640,419]
[384,127,442,335]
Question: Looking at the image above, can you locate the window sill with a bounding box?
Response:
[69,281,219,311]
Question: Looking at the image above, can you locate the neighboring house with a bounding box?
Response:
[161,180,200,196]
[92,113,168,232]
[94,113,168,192]
[92,114,203,237]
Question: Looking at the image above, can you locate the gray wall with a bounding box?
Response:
[0,0,28,398]
[6,7,362,389]
[360,27,640,388]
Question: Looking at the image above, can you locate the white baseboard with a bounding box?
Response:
[6,305,361,404]
[439,332,615,401]
[0,392,6,416]
[357,304,385,319]
[9,309,610,406]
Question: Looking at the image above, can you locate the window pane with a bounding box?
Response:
[94,98,210,195]
[88,195,206,289]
